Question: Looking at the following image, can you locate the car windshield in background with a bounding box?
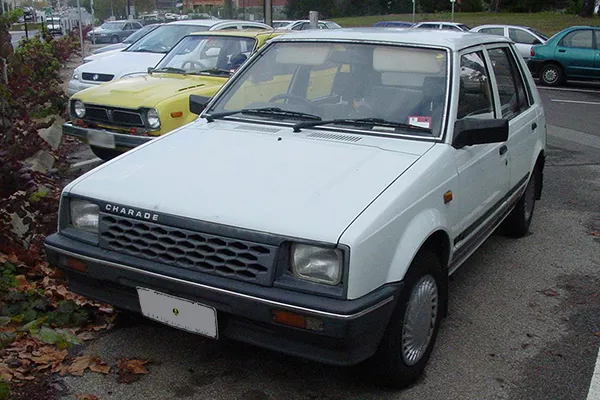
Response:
[101,22,126,30]
[126,24,210,54]
[155,35,256,75]
[123,24,157,44]
[206,42,449,137]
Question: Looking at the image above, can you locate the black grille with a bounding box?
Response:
[99,214,277,286]
[82,72,114,82]
[84,106,145,127]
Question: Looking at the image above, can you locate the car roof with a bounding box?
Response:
[166,19,268,27]
[269,28,511,50]
[188,29,291,39]
[472,24,531,29]
[416,21,464,26]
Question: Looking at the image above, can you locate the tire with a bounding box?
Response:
[539,63,563,86]
[366,249,447,388]
[502,167,538,238]
[111,35,119,44]
[90,146,120,161]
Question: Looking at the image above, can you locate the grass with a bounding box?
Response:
[333,12,600,36]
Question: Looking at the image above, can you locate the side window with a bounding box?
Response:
[134,23,143,29]
[560,30,593,48]
[487,47,530,119]
[124,23,132,30]
[291,23,305,30]
[480,27,504,36]
[509,28,538,45]
[457,51,494,120]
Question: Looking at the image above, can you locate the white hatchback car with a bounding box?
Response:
[47,29,546,387]
[413,21,471,31]
[68,19,271,96]
[471,24,548,60]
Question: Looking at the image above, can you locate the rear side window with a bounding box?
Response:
[480,27,504,36]
[457,51,494,120]
[560,30,593,48]
[509,28,539,45]
[487,47,530,119]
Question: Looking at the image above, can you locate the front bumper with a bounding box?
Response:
[527,59,544,77]
[45,233,400,366]
[63,122,153,151]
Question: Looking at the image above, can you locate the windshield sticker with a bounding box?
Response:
[408,116,432,129]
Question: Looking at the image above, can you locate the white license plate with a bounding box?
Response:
[87,131,115,149]
[136,288,218,339]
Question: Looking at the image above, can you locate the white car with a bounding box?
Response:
[277,19,342,30]
[413,21,471,31]
[471,24,548,60]
[47,29,546,387]
[68,19,271,96]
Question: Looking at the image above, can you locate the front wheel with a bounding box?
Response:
[111,35,119,44]
[90,146,120,161]
[539,63,563,86]
[366,250,446,388]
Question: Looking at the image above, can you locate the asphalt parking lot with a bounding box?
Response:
[57,83,600,400]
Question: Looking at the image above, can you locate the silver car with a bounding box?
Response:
[471,24,548,60]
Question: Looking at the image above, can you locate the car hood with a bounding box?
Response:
[76,52,165,79]
[85,48,125,62]
[68,120,433,243]
[74,74,228,108]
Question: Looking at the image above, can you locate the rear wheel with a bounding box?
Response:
[539,63,563,86]
[90,146,120,161]
[367,249,446,388]
[502,167,539,238]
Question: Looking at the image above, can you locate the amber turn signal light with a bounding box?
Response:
[61,256,88,273]
[272,310,324,332]
[170,111,183,118]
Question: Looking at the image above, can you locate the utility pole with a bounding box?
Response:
[412,0,415,22]
[76,0,84,63]
[263,0,271,26]
[450,0,455,21]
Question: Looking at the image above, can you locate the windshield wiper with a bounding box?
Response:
[292,117,433,134]
[204,107,321,123]
[190,68,232,76]
[130,48,167,54]
[151,67,186,74]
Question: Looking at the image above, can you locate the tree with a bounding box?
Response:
[285,0,338,18]
[579,0,595,16]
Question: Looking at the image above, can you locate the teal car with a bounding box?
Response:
[528,26,600,86]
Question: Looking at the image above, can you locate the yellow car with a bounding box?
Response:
[63,30,288,160]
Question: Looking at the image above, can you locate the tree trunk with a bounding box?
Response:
[488,0,501,12]
[579,0,595,17]
[0,9,14,136]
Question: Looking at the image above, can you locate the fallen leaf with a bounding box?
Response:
[77,332,96,341]
[89,360,111,374]
[594,331,600,338]
[76,394,99,400]
[0,253,7,264]
[539,288,559,297]
[0,365,13,382]
[13,275,31,289]
[11,370,35,381]
[62,356,97,377]
[7,254,18,264]
[591,231,600,237]
[116,358,149,384]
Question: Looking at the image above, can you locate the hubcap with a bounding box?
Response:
[543,68,558,84]
[523,175,535,222]
[401,275,438,366]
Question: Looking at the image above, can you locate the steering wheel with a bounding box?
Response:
[268,93,318,113]
[181,60,208,71]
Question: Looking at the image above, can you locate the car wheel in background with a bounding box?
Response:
[90,146,120,161]
[111,35,119,44]
[539,63,563,86]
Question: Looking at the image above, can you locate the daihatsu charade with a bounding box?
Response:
[45,29,546,387]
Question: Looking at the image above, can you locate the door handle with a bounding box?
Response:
[532,122,537,130]
[499,145,508,155]
[558,49,566,53]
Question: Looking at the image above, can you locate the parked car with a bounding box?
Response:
[373,21,414,28]
[471,24,547,60]
[272,20,293,28]
[527,25,600,86]
[46,28,546,387]
[64,30,289,160]
[69,19,271,95]
[278,20,342,30]
[89,23,163,57]
[413,21,470,31]
[46,16,62,35]
[86,20,144,44]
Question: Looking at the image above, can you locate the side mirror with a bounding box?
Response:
[452,118,508,149]
[147,67,155,74]
[189,94,211,115]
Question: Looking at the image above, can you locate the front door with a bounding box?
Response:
[453,49,510,248]
[555,29,596,78]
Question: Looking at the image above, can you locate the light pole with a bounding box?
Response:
[412,0,415,23]
[451,0,455,21]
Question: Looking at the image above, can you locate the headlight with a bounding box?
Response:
[70,199,99,233]
[146,108,160,129]
[291,244,343,285]
[72,71,79,80]
[73,100,85,118]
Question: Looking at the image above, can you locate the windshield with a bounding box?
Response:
[123,24,157,44]
[101,22,126,30]
[206,42,449,137]
[126,24,210,54]
[155,35,257,74]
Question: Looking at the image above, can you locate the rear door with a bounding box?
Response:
[555,28,596,78]
[486,44,538,190]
